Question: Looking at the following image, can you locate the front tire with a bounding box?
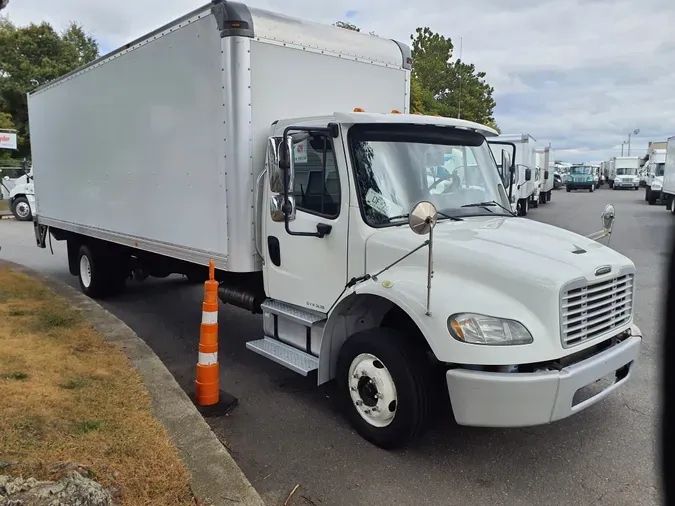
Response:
[11,196,32,221]
[648,192,657,206]
[336,328,431,449]
[645,187,650,201]
[518,198,528,216]
[590,185,595,192]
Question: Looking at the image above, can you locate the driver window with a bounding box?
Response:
[292,135,341,218]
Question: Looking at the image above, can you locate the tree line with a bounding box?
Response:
[0,14,497,162]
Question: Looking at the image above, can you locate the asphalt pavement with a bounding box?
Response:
[0,185,665,506]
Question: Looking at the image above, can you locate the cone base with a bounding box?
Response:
[190,390,238,417]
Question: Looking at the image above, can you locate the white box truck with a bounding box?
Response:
[662,137,675,214]
[28,1,642,449]
[608,159,617,188]
[489,134,538,216]
[645,148,667,205]
[535,147,554,204]
[612,157,641,190]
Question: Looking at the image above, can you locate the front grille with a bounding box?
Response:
[561,274,634,348]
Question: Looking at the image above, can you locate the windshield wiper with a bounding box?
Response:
[462,201,516,216]
[383,210,463,224]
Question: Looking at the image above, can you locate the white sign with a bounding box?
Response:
[365,188,403,217]
[0,132,17,150]
[294,140,308,164]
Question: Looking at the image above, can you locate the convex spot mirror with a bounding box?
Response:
[601,204,615,232]
[268,136,295,194]
[525,168,532,181]
[409,201,438,236]
[501,151,513,186]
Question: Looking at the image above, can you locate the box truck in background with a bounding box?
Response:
[612,157,640,190]
[489,134,538,216]
[645,148,666,205]
[28,0,642,448]
[662,137,675,214]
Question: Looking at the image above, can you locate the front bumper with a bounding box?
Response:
[567,182,593,189]
[615,181,639,189]
[445,325,642,427]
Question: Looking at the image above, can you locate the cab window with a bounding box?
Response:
[292,134,341,218]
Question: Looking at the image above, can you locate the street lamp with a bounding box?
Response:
[621,140,629,156]
[627,128,640,156]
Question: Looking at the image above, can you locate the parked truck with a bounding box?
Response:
[535,147,553,204]
[566,164,596,192]
[489,134,538,216]
[607,159,616,188]
[28,1,642,449]
[612,157,641,190]
[3,163,35,221]
[645,148,667,205]
[663,137,675,214]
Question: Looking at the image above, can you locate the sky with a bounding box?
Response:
[4,0,675,163]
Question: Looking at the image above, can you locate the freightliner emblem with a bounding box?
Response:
[595,265,612,276]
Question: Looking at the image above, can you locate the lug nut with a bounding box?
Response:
[350,386,357,391]
[355,400,363,406]
[364,409,371,414]
[372,406,379,412]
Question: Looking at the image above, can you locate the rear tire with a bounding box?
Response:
[518,198,528,216]
[645,187,650,201]
[336,328,431,449]
[546,191,551,202]
[566,186,571,192]
[590,185,595,193]
[77,244,127,298]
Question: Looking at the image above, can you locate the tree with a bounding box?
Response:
[0,1,8,11]
[333,21,359,32]
[333,23,497,126]
[410,27,496,125]
[0,19,99,158]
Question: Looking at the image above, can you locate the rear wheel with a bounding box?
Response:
[546,191,551,202]
[645,187,650,201]
[518,198,528,216]
[590,185,595,193]
[336,328,431,449]
[77,244,127,298]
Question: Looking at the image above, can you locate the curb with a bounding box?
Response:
[0,260,265,506]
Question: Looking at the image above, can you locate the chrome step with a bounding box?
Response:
[261,299,326,326]
[246,337,319,376]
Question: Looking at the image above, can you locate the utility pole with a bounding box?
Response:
[627,128,640,156]
[457,37,463,120]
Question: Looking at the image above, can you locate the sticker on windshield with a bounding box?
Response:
[294,140,308,164]
[365,189,403,217]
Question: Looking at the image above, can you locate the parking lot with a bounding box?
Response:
[0,186,665,506]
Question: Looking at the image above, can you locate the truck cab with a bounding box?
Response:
[255,111,641,447]
[645,149,666,205]
[612,157,640,190]
[566,165,596,192]
[4,168,35,221]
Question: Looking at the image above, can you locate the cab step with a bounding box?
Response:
[246,337,319,376]
[260,299,326,326]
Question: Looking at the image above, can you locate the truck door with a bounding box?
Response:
[263,132,349,313]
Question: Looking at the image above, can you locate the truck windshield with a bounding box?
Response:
[570,166,593,174]
[348,124,510,226]
[655,163,665,176]
[616,168,637,175]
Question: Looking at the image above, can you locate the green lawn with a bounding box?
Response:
[0,200,9,212]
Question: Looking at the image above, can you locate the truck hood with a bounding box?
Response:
[366,216,632,288]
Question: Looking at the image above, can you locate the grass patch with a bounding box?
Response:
[1,371,29,381]
[0,199,8,212]
[0,268,192,505]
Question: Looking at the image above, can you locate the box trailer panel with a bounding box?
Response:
[29,12,229,265]
[664,137,675,195]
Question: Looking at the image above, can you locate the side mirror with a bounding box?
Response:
[544,170,549,180]
[525,168,532,181]
[601,204,615,232]
[2,176,8,181]
[409,201,438,236]
[587,204,615,242]
[270,194,295,222]
[650,173,655,178]
[501,151,512,185]
[268,137,292,194]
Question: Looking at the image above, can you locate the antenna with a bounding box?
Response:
[457,37,463,120]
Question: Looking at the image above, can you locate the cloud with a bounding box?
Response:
[5,0,674,162]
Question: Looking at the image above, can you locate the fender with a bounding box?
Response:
[317,266,565,384]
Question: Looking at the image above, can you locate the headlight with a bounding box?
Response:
[633,178,640,183]
[447,313,533,345]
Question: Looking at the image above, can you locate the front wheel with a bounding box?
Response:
[336,328,431,449]
[518,198,528,216]
[645,188,650,201]
[11,196,32,221]
[648,192,657,206]
[590,185,595,193]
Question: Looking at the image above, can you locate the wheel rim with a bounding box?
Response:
[80,255,92,288]
[15,202,30,218]
[348,353,397,428]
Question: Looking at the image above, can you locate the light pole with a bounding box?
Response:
[627,128,640,156]
[621,141,628,156]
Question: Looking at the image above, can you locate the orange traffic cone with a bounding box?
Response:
[194,259,237,414]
